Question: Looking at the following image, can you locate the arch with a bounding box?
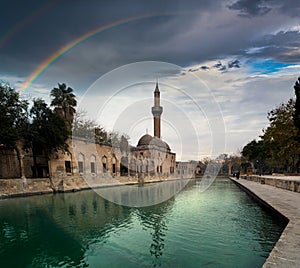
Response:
[150,160,155,176]
[112,154,117,174]
[130,157,136,176]
[78,153,85,173]
[90,154,96,174]
[120,156,128,176]
[102,156,107,173]
[78,153,85,161]
[138,160,143,173]
[145,160,149,174]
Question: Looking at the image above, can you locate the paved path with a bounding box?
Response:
[229,177,300,267]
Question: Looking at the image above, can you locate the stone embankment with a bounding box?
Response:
[0,175,175,199]
[230,176,300,267]
[241,174,300,193]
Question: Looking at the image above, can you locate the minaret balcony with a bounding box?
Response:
[152,106,163,116]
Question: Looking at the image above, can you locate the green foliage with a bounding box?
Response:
[30,98,69,157]
[0,81,29,148]
[73,110,107,142]
[0,81,71,156]
[50,83,77,132]
[264,99,299,166]
[50,83,77,113]
[72,110,130,147]
[242,97,300,173]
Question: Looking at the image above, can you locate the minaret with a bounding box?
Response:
[151,82,163,138]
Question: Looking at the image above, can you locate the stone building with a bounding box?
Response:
[48,82,176,180]
[176,161,201,178]
[0,147,49,179]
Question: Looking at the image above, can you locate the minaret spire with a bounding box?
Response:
[152,81,163,138]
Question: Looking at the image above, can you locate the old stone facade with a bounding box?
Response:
[48,82,176,180]
[0,148,49,179]
[48,135,176,180]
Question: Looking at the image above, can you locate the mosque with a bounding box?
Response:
[46,82,176,180]
[130,82,176,177]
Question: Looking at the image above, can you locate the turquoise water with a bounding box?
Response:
[0,178,286,268]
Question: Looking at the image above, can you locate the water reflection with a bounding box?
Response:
[0,191,134,267]
[94,179,189,207]
[136,197,175,266]
[0,179,287,268]
[0,197,86,267]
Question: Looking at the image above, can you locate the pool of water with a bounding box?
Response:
[0,178,287,267]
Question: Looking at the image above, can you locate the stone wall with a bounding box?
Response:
[241,175,300,193]
[0,149,34,179]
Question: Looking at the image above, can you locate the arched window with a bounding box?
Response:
[112,155,117,174]
[91,155,96,174]
[150,160,155,176]
[102,156,107,173]
[120,156,128,176]
[78,153,85,173]
[129,157,136,176]
[145,160,149,174]
[138,160,142,173]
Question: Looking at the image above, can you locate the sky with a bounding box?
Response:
[1,0,300,161]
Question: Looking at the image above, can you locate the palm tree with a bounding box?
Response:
[50,83,77,129]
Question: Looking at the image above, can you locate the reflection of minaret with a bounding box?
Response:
[151,82,163,138]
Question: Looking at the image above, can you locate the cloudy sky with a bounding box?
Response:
[1,0,300,160]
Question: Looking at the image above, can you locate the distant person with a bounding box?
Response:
[236,171,240,180]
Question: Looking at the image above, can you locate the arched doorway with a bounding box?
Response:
[102,156,107,173]
[112,155,117,174]
[120,156,128,176]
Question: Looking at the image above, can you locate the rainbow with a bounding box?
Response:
[20,12,191,95]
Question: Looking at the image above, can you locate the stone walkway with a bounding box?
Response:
[229,177,300,267]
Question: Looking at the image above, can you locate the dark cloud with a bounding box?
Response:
[278,0,300,17]
[247,31,300,62]
[188,66,210,72]
[0,1,225,78]
[200,66,210,70]
[213,62,227,71]
[228,0,300,17]
[228,60,241,68]
[228,0,272,17]
[0,0,300,91]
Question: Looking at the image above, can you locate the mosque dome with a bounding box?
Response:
[153,137,171,152]
[137,134,171,152]
[137,134,153,146]
[164,141,170,151]
[151,136,166,148]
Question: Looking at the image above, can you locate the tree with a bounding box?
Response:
[0,81,29,179]
[264,99,300,172]
[73,110,108,142]
[242,139,270,174]
[72,110,130,147]
[50,83,77,130]
[29,98,69,177]
[243,99,300,173]
[293,76,300,140]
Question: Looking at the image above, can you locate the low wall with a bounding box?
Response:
[0,174,179,199]
[241,175,300,193]
[0,178,53,198]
